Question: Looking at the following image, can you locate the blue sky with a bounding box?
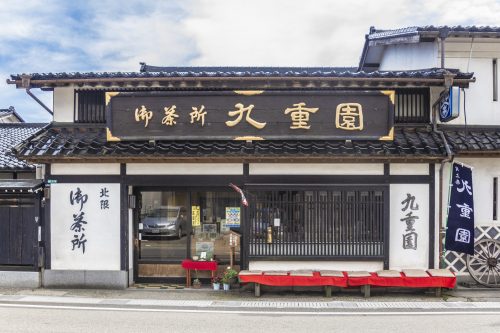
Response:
[1,0,499,123]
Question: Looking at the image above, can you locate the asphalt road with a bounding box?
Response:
[1,304,500,333]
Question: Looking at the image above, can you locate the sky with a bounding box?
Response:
[0,0,499,123]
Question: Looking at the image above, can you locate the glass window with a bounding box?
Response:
[190,191,240,264]
[139,191,189,260]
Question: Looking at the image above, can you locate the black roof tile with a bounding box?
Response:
[10,67,473,81]
[14,124,447,161]
[0,123,47,171]
[368,25,500,40]
[442,126,500,152]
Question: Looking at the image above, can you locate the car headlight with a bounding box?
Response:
[166,224,176,230]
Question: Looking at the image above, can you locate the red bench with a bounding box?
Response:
[239,269,456,297]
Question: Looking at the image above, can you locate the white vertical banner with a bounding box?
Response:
[389,184,429,270]
[51,183,121,270]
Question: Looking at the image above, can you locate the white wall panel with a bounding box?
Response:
[249,261,383,272]
[51,163,121,175]
[249,163,383,175]
[50,183,121,270]
[389,184,429,270]
[390,163,429,175]
[53,87,74,123]
[126,163,243,175]
[379,43,439,71]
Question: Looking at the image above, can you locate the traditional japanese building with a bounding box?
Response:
[4,65,475,288]
[9,24,500,288]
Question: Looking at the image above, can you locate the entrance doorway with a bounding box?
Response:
[135,189,241,282]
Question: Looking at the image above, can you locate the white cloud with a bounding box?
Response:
[0,0,499,122]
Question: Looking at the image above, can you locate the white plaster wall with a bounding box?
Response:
[53,87,74,123]
[389,184,430,270]
[50,183,121,270]
[51,163,121,175]
[249,261,383,272]
[126,163,243,175]
[379,43,439,71]
[442,158,500,227]
[249,163,383,175]
[390,163,429,175]
[434,164,441,268]
[444,57,500,126]
[128,186,133,286]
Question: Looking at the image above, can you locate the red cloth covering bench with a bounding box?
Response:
[239,269,456,297]
[347,272,456,289]
[239,271,348,288]
[181,259,218,287]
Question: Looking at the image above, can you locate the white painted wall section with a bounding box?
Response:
[249,261,383,272]
[50,183,121,270]
[379,43,439,71]
[444,57,499,126]
[249,163,384,175]
[51,163,121,175]
[53,87,74,123]
[389,184,429,270]
[126,163,243,175]
[390,163,429,175]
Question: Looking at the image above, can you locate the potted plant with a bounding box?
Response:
[192,269,202,289]
[221,267,238,291]
[192,278,202,289]
[211,275,222,290]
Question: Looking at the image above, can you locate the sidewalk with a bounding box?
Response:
[1,283,500,310]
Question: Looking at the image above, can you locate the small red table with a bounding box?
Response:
[181,259,218,287]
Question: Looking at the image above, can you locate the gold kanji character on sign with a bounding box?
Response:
[190,105,207,126]
[284,102,319,129]
[335,103,363,131]
[161,106,179,126]
[225,103,266,129]
[134,105,153,127]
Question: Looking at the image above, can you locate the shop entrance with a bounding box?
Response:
[134,189,241,282]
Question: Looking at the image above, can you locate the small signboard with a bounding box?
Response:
[225,207,241,228]
[439,87,460,122]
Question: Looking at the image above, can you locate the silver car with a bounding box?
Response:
[142,206,187,239]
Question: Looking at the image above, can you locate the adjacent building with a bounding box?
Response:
[359,25,500,277]
[0,116,45,287]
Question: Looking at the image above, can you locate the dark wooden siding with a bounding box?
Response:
[74,90,106,123]
[0,198,36,266]
[394,89,430,124]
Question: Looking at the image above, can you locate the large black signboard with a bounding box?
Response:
[106,90,394,141]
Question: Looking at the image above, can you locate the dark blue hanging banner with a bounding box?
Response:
[445,162,475,255]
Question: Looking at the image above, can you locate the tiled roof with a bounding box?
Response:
[442,126,500,152]
[9,67,473,81]
[13,124,447,161]
[0,106,24,122]
[140,64,359,73]
[368,25,500,40]
[0,123,46,170]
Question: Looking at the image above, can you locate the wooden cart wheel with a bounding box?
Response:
[466,239,500,287]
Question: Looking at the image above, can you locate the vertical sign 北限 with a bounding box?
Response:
[445,162,475,255]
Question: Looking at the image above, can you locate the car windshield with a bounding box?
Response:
[146,209,179,218]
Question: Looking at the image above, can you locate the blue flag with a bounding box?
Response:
[445,162,475,255]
